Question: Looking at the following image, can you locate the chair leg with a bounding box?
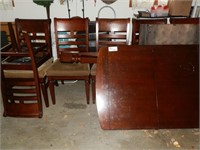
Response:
[85,79,90,104]
[1,79,8,117]
[49,80,56,105]
[92,76,96,104]
[40,82,49,107]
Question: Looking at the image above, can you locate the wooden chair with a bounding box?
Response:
[1,32,47,118]
[46,17,90,104]
[2,19,53,107]
[170,18,199,24]
[15,18,52,56]
[91,18,131,103]
[132,18,167,45]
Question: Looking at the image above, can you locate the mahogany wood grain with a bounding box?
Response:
[93,18,131,103]
[1,33,45,118]
[96,45,158,129]
[96,45,199,129]
[155,45,199,128]
[1,19,52,108]
[170,18,199,24]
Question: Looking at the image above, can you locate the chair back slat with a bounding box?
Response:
[54,17,89,59]
[96,18,131,51]
[15,18,52,57]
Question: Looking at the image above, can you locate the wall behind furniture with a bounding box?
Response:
[0,0,198,58]
[0,0,136,22]
[0,0,198,22]
[0,0,183,22]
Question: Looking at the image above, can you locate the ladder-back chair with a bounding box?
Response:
[46,17,90,104]
[1,32,47,118]
[11,18,53,107]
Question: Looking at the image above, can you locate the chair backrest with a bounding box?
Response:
[54,17,89,60]
[132,18,167,45]
[96,18,131,51]
[15,18,52,57]
[170,18,199,24]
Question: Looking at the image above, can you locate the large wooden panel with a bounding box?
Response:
[155,45,199,128]
[96,45,199,130]
[96,45,157,129]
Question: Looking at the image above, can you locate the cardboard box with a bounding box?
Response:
[168,0,192,17]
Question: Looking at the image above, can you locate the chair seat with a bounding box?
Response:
[46,59,90,76]
[91,64,96,76]
[3,57,53,78]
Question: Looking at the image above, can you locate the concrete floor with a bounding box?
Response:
[1,81,199,150]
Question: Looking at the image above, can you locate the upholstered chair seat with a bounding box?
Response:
[47,59,90,76]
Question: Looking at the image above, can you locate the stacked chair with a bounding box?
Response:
[1,31,49,118]
[1,19,53,117]
[14,19,53,107]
